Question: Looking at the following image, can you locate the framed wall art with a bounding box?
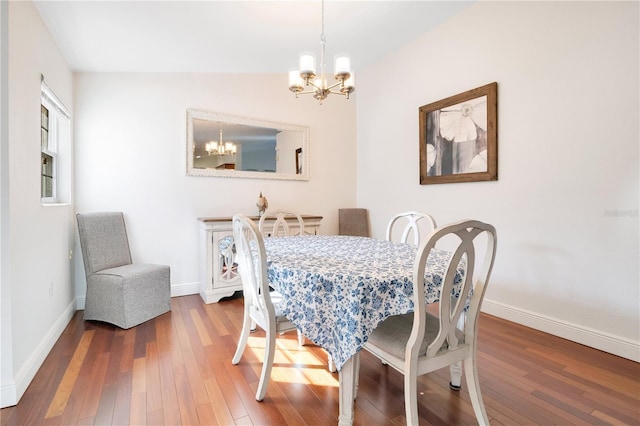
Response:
[419,82,497,185]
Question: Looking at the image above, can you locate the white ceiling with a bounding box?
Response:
[33,1,473,73]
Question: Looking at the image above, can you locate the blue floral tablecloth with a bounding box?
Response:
[264,235,461,371]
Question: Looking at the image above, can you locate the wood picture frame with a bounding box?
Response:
[419,82,497,185]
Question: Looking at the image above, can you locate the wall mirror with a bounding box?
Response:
[186,109,309,181]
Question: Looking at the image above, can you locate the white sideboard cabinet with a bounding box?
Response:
[197,215,322,303]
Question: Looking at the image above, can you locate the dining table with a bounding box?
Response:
[264,234,463,426]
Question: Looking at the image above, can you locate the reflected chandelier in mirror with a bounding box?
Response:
[186,109,309,181]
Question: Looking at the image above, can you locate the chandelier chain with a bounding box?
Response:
[320,0,326,88]
[321,0,325,40]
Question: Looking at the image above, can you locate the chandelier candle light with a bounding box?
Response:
[206,127,237,156]
[288,0,354,104]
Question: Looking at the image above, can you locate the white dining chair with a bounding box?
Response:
[385,211,437,246]
[258,210,305,237]
[231,214,299,401]
[258,209,305,345]
[363,219,497,425]
[257,209,333,369]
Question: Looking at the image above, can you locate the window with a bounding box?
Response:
[40,104,54,198]
[40,80,70,204]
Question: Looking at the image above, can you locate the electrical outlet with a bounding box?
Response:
[49,282,53,298]
[68,250,73,260]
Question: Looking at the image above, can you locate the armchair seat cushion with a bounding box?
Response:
[85,263,171,329]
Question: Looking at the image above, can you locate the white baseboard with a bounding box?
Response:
[1,299,75,408]
[0,380,16,409]
[482,299,640,362]
[171,281,199,297]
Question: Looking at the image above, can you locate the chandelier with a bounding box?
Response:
[288,0,354,104]
[205,127,237,156]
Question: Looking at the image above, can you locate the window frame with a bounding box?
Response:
[40,80,70,205]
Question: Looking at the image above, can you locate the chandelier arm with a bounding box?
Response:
[306,79,323,91]
[325,80,344,91]
[298,89,322,95]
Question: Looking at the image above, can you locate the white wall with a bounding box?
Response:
[73,73,356,303]
[357,1,639,360]
[0,0,11,408]
[1,1,75,407]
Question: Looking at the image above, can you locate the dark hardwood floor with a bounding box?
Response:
[2,294,639,425]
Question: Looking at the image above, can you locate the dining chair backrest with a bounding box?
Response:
[233,214,274,323]
[258,210,305,237]
[385,211,437,246]
[364,219,497,425]
[338,208,370,237]
[416,219,496,359]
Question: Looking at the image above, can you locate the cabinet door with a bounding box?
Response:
[213,231,241,287]
[217,234,238,284]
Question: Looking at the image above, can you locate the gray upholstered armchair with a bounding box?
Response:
[76,212,171,329]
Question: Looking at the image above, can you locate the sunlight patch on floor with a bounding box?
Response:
[243,335,338,387]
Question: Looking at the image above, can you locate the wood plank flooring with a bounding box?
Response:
[2,294,639,425]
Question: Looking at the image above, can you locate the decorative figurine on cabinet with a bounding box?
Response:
[256,192,268,217]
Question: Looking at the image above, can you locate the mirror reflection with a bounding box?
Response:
[187,109,309,181]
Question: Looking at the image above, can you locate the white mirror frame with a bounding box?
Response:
[186,109,310,181]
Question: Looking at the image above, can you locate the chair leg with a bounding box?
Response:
[232,306,251,365]
[255,319,277,401]
[464,355,489,425]
[450,312,466,390]
[449,361,463,390]
[404,363,419,426]
[297,329,305,346]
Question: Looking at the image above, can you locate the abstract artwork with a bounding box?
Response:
[419,82,498,184]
